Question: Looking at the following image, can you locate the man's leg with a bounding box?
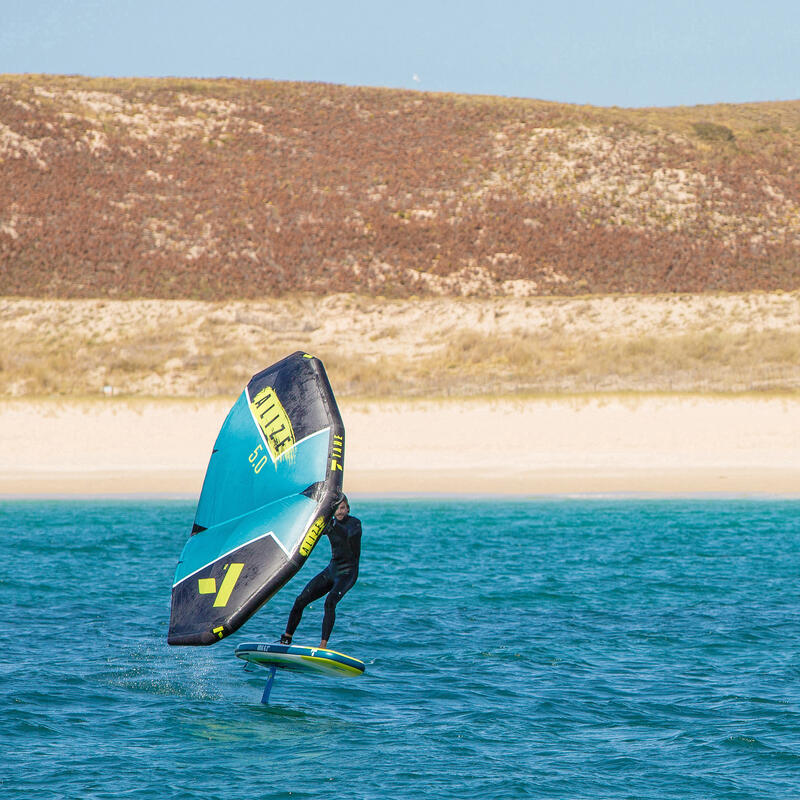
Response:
[320,573,356,647]
[283,569,333,643]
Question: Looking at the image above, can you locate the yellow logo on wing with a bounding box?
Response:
[250,386,295,459]
[330,433,344,472]
[299,516,326,557]
[197,562,244,607]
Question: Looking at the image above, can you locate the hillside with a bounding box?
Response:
[2,74,800,298]
[2,293,798,397]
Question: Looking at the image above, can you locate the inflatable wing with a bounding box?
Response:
[168,352,344,646]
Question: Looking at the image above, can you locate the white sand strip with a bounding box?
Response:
[0,397,798,496]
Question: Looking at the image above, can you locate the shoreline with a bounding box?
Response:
[2,473,798,500]
[2,396,799,498]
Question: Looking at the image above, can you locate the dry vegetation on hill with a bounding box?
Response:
[2,293,798,398]
[2,76,799,398]
[2,74,800,298]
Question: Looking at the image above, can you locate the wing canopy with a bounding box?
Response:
[168,352,344,646]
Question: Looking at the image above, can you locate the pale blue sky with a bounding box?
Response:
[1,0,798,107]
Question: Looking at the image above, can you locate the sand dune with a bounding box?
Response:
[3,292,800,397]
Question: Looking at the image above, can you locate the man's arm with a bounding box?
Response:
[349,520,362,577]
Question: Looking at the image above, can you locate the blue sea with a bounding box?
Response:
[4,497,800,799]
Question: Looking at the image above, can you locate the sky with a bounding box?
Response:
[1,0,798,108]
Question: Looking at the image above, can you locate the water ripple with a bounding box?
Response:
[3,497,800,798]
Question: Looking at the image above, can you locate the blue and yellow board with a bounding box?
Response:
[236,641,364,702]
[235,641,365,677]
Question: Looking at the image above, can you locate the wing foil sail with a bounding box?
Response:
[168,352,344,646]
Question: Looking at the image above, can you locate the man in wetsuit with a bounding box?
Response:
[280,494,361,649]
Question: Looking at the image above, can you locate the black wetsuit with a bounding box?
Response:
[286,514,362,642]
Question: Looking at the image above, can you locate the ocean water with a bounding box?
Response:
[4,497,800,799]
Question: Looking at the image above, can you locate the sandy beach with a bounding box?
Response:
[1,395,798,497]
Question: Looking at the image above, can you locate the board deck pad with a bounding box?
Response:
[235,641,365,677]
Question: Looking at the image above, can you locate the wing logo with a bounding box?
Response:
[299,516,326,557]
[330,433,344,472]
[197,563,244,607]
[250,386,295,459]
